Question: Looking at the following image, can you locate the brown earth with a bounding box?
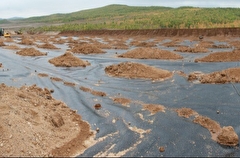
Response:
[113,97,131,106]
[162,40,181,47]
[0,83,94,157]
[118,47,183,60]
[38,73,49,77]
[176,108,239,146]
[142,104,165,114]
[80,86,107,97]
[69,43,105,54]
[19,37,35,45]
[49,51,90,67]
[105,62,173,80]
[50,77,63,82]
[0,41,6,47]
[195,49,240,62]
[63,81,76,87]
[188,67,240,84]
[174,46,208,53]
[16,48,47,56]
[129,41,157,47]
[3,45,20,50]
[37,43,60,49]
[0,63,2,68]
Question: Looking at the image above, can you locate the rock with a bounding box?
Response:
[94,103,102,110]
[51,113,65,127]
[217,126,239,146]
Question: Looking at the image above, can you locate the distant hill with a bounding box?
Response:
[1,4,240,31]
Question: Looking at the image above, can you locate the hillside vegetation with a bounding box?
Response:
[2,4,240,31]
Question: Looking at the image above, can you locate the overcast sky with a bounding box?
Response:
[1,0,239,19]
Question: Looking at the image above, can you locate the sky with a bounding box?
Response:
[1,0,239,19]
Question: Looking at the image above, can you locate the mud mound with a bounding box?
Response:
[105,62,173,80]
[50,77,63,82]
[3,45,20,50]
[37,43,60,49]
[118,47,183,60]
[80,86,106,97]
[69,43,106,54]
[0,83,94,157]
[176,107,239,146]
[162,40,181,47]
[130,41,156,47]
[113,97,131,106]
[194,67,240,84]
[142,104,165,114]
[49,51,90,67]
[16,48,47,56]
[195,49,240,62]
[174,46,208,53]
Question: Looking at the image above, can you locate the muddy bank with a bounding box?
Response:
[105,62,173,80]
[118,47,183,60]
[49,51,90,67]
[0,83,94,157]
[59,28,240,37]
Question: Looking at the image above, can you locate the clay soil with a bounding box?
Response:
[49,51,90,67]
[16,48,47,56]
[188,67,240,84]
[0,83,94,157]
[195,49,240,62]
[105,62,173,80]
[118,47,183,60]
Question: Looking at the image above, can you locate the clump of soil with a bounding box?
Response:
[0,83,94,157]
[50,77,63,82]
[69,43,106,54]
[3,45,20,50]
[38,73,49,77]
[80,86,106,97]
[19,37,35,45]
[49,51,90,67]
[174,46,208,53]
[130,41,156,47]
[195,49,240,62]
[63,81,76,87]
[108,40,129,49]
[105,62,173,80]
[188,68,240,84]
[113,97,131,106]
[197,40,214,48]
[0,63,2,67]
[162,40,181,47]
[142,104,165,114]
[176,108,198,118]
[0,41,6,46]
[37,43,60,49]
[16,48,47,56]
[118,47,183,60]
[94,103,102,110]
[176,107,239,146]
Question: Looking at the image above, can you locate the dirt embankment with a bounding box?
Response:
[49,51,90,67]
[0,83,94,157]
[195,49,240,62]
[105,62,173,80]
[59,28,240,37]
[188,67,240,84]
[118,47,183,60]
[16,48,47,56]
[176,108,239,146]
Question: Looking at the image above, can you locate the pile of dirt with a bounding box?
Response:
[118,47,183,60]
[16,48,47,56]
[69,43,106,54]
[19,37,35,45]
[108,40,129,49]
[162,40,181,47]
[0,63,2,68]
[188,67,240,84]
[142,104,165,114]
[93,42,112,49]
[112,97,131,106]
[0,83,94,157]
[0,41,6,47]
[80,86,106,97]
[195,49,240,62]
[130,41,156,47]
[229,40,240,49]
[176,108,239,146]
[3,45,20,50]
[50,77,63,82]
[105,62,173,80]
[37,43,60,49]
[49,51,90,67]
[174,46,208,53]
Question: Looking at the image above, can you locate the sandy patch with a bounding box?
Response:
[38,73,49,77]
[118,47,183,60]
[16,48,47,56]
[112,97,131,106]
[50,77,63,82]
[49,51,90,67]
[195,49,240,62]
[0,83,94,157]
[176,108,198,118]
[105,62,173,80]
[142,104,166,114]
[80,86,106,97]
